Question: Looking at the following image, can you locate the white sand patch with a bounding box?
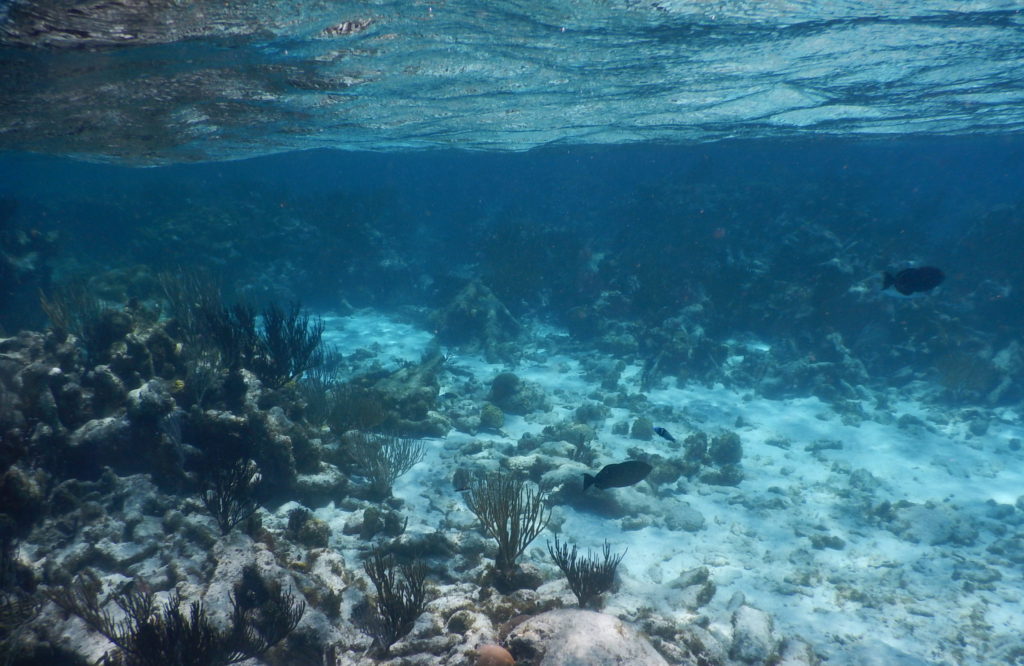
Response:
[321,310,434,370]
[317,310,1024,665]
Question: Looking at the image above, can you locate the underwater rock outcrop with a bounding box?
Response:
[368,351,449,437]
[434,281,521,363]
[505,609,667,666]
[674,430,745,487]
[488,373,551,416]
[730,604,780,664]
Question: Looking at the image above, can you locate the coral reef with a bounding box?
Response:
[46,565,304,666]
[0,295,863,665]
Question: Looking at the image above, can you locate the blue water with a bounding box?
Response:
[3,136,1023,314]
[2,2,1024,665]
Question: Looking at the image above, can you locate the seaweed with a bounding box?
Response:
[0,524,37,663]
[296,346,346,426]
[159,273,326,391]
[0,518,16,592]
[228,565,306,658]
[200,301,325,390]
[936,351,998,403]
[0,591,37,664]
[205,303,260,373]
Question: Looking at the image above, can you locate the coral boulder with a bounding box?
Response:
[505,609,667,666]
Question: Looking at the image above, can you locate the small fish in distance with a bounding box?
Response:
[583,460,653,491]
[882,266,944,298]
[653,427,676,443]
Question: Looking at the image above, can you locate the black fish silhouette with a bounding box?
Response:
[583,460,653,491]
[882,266,944,297]
[653,427,676,443]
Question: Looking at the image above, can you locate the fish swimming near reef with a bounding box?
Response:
[882,266,945,297]
[653,427,676,443]
[583,460,653,491]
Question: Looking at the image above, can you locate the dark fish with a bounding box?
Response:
[583,460,653,491]
[882,266,944,297]
[653,427,676,443]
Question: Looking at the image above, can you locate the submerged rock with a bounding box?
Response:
[67,416,131,470]
[489,373,551,415]
[730,605,779,664]
[479,402,505,430]
[505,609,667,665]
[126,379,175,422]
[476,643,515,665]
[885,502,978,546]
[85,364,127,413]
[369,351,449,436]
[434,281,520,362]
[776,638,820,665]
[709,430,743,465]
[670,566,716,610]
[630,417,654,441]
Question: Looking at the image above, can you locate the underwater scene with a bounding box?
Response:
[2,2,1024,666]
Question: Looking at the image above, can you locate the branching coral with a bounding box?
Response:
[39,282,128,361]
[159,272,327,391]
[253,302,326,389]
[349,432,425,499]
[463,473,550,580]
[158,269,222,350]
[360,549,428,656]
[547,536,626,609]
[47,568,304,666]
[0,523,37,661]
[199,458,262,535]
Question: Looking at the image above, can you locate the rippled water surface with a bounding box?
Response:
[2,1,1022,163]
